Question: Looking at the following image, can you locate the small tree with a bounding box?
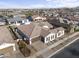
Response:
[8,15,13,18]
[66,23,75,33]
[0,15,3,18]
[25,12,32,17]
[18,41,31,57]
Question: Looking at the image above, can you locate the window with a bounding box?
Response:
[51,35,54,39]
[58,32,61,36]
[57,31,63,37]
[51,35,55,41]
[46,37,50,43]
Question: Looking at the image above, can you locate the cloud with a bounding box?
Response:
[29,4,45,8]
[0,0,79,8]
[46,0,78,2]
[28,4,53,8]
[46,0,79,7]
[46,0,52,2]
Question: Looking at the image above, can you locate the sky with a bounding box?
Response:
[0,0,79,8]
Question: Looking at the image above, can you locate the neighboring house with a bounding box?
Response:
[0,27,16,58]
[32,15,46,21]
[15,22,65,44]
[13,14,26,18]
[23,19,31,25]
[0,18,6,25]
[41,27,65,43]
[32,21,53,29]
[27,16,33,21]
[58,17,72,24]
[7,16,31,26]
[49,17,71,28]
[15,24,41,45]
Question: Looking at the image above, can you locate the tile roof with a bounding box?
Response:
[31,21,53,29]
[7,17,22,22]
[55,27,65,31]
[17,23,42,39]
[0,27,14,45]
[40,29,50,37]
[17,24,34,38]
[30,25,41,39]
[41,27,64,37]
[16,22,64,39]
[0,18,6,22]
[7,16,28,22]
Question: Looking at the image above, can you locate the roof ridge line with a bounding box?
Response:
[29,24,35,38]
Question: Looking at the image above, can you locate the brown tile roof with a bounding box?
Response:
[55,27,65,31]
[17,22,54,39]
[41,27,64,37]
[40,29,50,37]
[38,22,53,28]
[17,24,34,38]
[17,23,42,39]
[31,21,53,29]
[32,15,46,19]
[17,22,64,39]
[30,25,41,39]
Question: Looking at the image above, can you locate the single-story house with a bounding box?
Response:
[7,16,31,26]
[15,24,41,45]
[32,21,53,29]
[41,27,65,43]
[0,27,16,57]
[27,16,33,21]
[32,15,46,21]
[15,22,65,44]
